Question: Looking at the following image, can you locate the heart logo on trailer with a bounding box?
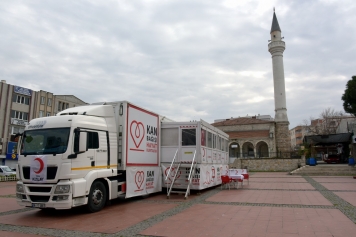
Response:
[135,171,145,190]
[164,167,181,182]
[130,120,145,148]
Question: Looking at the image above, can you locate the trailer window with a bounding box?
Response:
[207,132,212,148]
[182,129,196,146]
[201,129,206,146]
[162,128,179,146]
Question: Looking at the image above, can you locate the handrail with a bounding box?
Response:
[165,149,178,181]
[187,150,197,181]
[185,150,197,199]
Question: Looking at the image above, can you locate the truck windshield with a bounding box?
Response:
[21,128,70,155]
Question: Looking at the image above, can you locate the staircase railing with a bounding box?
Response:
[166,149,179,197]
[185,150,197,199]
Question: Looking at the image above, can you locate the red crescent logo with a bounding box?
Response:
[34,158,44,174]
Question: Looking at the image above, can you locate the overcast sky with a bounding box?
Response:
[1,0,355,129]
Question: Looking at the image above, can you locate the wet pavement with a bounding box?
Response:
[0,173,355,236]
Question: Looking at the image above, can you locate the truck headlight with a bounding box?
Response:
[55,185,70,194]
[16,184,24,193]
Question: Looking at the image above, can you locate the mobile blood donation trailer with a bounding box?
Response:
[160,120,229,198]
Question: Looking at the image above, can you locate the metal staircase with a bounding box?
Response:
[165,150,197,199]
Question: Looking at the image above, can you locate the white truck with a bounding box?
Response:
[16,101,229,212]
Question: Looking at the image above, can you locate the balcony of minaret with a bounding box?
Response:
[268,41,285,53]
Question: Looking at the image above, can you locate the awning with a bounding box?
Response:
[304,133,352,145]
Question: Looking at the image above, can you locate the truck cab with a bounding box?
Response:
[16,105,118,212]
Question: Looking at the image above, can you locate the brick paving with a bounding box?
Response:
[0,174,355,236]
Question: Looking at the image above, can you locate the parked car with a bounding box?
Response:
[0,166,16,176]
[324,154,341,164]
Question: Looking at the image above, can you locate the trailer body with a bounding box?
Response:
[161,120,229,191]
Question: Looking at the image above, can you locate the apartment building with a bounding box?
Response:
[0,80,87,168]
[289,125,310,150]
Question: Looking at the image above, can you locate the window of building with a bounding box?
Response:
[11,126,25,135]
[46,112,51,117]
[39,110,44,118]
[11,110,29,121]
[12,94,30,105]
[47,98,52,106]
[66,103,69,109]
[58,102,62,111]
[329,121,336,126]
[40,96,45,104]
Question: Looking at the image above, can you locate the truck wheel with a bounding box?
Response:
[87,181,107,213]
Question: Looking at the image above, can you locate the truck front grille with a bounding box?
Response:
[22,167,57,180]
[28,187,52,193]
[29,195,50,202]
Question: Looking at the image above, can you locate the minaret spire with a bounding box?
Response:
[270,11,281,33]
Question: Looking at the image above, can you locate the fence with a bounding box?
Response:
[232,151,301,159]
[0,175,17,182]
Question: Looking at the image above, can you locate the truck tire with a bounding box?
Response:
[87,181,107,213]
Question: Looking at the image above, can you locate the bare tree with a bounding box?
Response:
[304,108,344,135]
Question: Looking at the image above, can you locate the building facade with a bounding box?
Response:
[211,116,276,163]
[0,80,87,168]
[289,125,309,150]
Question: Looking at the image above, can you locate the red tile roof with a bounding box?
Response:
[212,117,273,126]
[226,130,270,139]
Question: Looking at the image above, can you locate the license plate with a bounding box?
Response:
[32,203,45,208]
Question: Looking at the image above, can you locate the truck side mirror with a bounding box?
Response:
[73,129,88,154]
[79,132,88,153]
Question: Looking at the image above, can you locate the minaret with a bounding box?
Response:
[268,10,291,154]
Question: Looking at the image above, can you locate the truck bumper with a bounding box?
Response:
[16,180,85,210]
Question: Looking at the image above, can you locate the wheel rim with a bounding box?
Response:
[92,188,103,206]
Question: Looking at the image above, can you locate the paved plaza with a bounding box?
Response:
[0,173,356,236]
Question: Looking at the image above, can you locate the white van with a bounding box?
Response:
[0,166,16,176]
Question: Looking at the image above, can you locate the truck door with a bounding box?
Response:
[71,132,96,176]
[93,131,108,168]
